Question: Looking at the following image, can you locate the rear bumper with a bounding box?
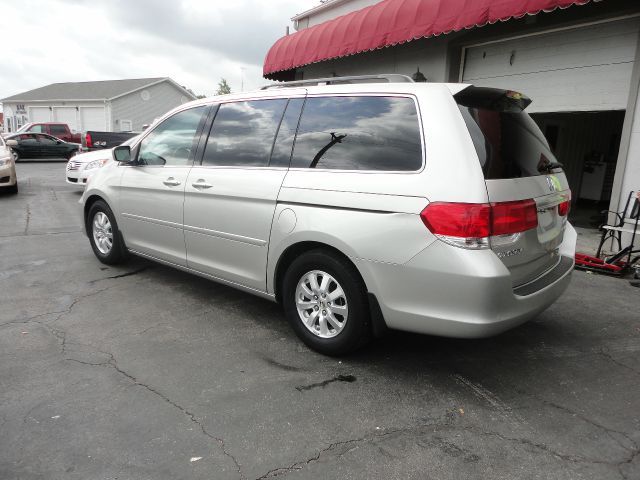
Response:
[358,224,576,338]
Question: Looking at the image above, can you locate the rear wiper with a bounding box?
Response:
[538,161,564,173]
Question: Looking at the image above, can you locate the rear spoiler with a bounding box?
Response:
[454,86,532,112]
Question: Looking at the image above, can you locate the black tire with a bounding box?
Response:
[7,182,18,194]
[87,200,128,265]
[282,249,370,356]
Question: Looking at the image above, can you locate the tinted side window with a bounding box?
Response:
[30,125,44,133]
[37,134,56,145]
[270,98,304,167]
[202,99,287,167]
[50,125,67,135]
[291,96,422,171]
[138,106,207,166]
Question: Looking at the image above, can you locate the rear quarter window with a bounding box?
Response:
[291,96,422,171]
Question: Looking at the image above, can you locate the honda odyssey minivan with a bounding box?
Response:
[80,75,576,355]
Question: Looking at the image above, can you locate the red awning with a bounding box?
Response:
[263,0,598,79]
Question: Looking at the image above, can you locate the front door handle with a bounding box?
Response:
[192,180,213,189]
[163,177,181,187]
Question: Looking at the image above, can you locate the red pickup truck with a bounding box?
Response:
[14,123,82,144]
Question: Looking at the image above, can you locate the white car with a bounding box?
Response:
[66,135,140,187]
[0,135,18,194]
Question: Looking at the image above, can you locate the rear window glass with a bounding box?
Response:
[456,87,560,179]
[291,96,422,171]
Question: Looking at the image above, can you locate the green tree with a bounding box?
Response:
[215,78,231,95]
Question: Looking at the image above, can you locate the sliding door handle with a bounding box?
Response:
[192,180,213,189]
[163,177,181,187]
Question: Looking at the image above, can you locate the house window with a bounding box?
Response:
[120,120,133,132]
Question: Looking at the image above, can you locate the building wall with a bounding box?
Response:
[620,93,640,210]
[301,35,450,82]
[295,0,381,30]
[109,81,192,132]
[2,101,105,133]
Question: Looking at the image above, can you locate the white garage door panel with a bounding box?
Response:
[80,107,105,131]
[30,107,50,123]
[463,19,640,112]
[53,107,78,131]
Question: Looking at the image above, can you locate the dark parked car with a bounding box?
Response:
[5,133,81,161]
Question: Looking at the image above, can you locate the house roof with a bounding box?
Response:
[1,77,195,103]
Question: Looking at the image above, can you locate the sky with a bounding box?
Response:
[0,0,321,102]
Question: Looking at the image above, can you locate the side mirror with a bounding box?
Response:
[142,124,149,131]
[113,145,133,163]
[6,139,18,147]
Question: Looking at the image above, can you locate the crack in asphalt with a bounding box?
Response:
[0,229,83,238]
[95,353,245,480]
[3,281,245,478]
[255,422,639,479]
[0,286,114,328]
[516,388,638,454]
[30,316,247,479]
[599,349,640,377]
[24,204,31,235]
[88,267,150,285]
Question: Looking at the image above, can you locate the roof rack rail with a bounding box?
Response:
[260,74,414,90]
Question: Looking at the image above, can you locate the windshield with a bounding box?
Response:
[15,123,33,134]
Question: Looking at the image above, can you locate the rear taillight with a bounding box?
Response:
[420,200,538,249]
[491,199,538,235]
[85,132,93,149]
[558,200,570,216]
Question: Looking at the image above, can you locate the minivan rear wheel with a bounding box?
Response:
[282,250,370,356]
[87,200,127,265]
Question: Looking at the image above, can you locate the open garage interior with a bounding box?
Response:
[460,16,639,227]
[532,111,626,228]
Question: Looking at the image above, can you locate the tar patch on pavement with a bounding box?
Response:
[296,374,357,392]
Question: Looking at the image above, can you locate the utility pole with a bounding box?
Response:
[240,67,246,92]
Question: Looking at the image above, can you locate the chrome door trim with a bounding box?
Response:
[182,223,267,247]
[121,212,182,230]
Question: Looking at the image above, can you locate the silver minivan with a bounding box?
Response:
[81,75,576,355]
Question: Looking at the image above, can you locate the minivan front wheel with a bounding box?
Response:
[282,250,370,355]
[87,200,127,265]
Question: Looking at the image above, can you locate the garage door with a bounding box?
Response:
[53,107,78,131]
[462,19,640,113]
[29,107,50,123]
[80,107,106,131]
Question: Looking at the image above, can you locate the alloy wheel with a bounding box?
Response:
[295,270,349,338]
[92,211,113,255]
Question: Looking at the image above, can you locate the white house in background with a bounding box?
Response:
[264,0,640,226]
[1,77,196,134]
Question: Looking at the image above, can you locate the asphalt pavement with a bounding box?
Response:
[1,162,639,480]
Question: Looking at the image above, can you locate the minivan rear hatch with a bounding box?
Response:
[455,86,571,288]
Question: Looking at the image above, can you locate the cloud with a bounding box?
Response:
[0,0,319,101]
